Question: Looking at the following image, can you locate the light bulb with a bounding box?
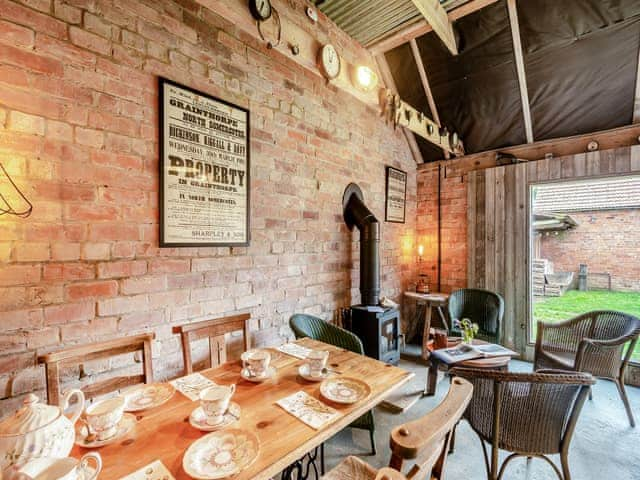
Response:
[353,65,378,92]
[418,244,424,256]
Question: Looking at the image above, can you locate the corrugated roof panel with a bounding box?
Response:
[534,176,640,213]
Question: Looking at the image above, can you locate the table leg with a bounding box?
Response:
[436,305,449,332]
[421,301,433,360]
[423,358,438,396]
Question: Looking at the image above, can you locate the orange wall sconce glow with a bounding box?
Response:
[352,65,378,92]
[417,244,424,257]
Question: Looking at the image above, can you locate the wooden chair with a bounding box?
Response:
[38,333,155,406]
[321,377,473,480]
[173,313,251,375]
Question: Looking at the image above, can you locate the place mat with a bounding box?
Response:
[276,343,312,360]
[169,373,217,401]
[119,460,175,480]
[276,391,341,430]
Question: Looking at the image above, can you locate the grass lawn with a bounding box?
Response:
[533,290,640,362]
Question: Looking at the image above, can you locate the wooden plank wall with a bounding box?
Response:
[466,145,640,354]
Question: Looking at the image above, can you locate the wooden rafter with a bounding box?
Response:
[507,0,534,143]
[369,0,499,55]
[409,39,450,159]
[410,0,458,55]
[430,124,640,178]
[376,55,425,164]
[634,44,640,122]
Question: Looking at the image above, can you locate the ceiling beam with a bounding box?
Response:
[428,124,640,178]
[410,0,458,55]
[368,0,499,55]
[507,0,534,143]
[634,45,640,122]
[409,39,450,159]
[376,55,425,164]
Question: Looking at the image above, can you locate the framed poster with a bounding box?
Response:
[385,166,407,223]
[159,78,250,247]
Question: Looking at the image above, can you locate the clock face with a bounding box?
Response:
[249,0,272,21]
[320,44,341,80]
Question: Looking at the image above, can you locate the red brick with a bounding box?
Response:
[121,275,166,295]
[97,260,147,279]
[0,19,35,47]
[0,265,41,286]
[148,259,191,274]
[65,280,118,301]
[0,352,35,375]
[53,0,81,24]
[69,27,112,56]
[42,263,95,282]
[97,294,148,316]
[35,34,96,67]
[0,0,67,39]
[0,43,63,76]
[8,111,46,135]
[44,302,94,325]
[14,242,50,262]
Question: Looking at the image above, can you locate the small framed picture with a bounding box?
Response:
[385,166,407,223]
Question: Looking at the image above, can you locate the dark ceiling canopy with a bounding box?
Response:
[386,0,640,162]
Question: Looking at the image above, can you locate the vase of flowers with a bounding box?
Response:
[459,318,479,346]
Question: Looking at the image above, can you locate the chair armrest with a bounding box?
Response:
[375,468,407,480]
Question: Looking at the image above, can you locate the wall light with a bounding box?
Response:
[352,65,378,92]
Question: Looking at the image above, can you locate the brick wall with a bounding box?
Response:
[540,209,640,292]
[0,0,417,414]
[415,163,467,294]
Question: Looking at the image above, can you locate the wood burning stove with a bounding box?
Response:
[342,183,400,365]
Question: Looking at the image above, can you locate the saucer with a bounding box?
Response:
[240,366,276,383]
[298,364,327,382]
[124,383,175,412]
[320,377,371,404]
[75,413,136,448]
[190,403,241,432]
[183,429,259,480]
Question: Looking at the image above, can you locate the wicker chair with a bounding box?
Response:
[290,313,377,455]
[451,368,594,480]
[448,289,505,343]
[322,377,473,480]
[534,310,640,427]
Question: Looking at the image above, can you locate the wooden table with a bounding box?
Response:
[424,340,512,396]
[403,291,449,360]
[71,338,414,480]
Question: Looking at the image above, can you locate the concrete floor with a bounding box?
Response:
[323,359,640,480]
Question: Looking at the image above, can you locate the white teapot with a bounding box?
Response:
[0,391,85,471]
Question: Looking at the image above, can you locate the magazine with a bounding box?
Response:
[430,342,518,365]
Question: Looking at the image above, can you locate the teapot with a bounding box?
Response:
[0,390,84,471]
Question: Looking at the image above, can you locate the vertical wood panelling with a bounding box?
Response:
[466,145,640,355]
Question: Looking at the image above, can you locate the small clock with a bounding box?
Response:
[319,44,341,80]
[249,0,272,21]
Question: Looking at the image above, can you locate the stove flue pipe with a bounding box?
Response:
[342,183,380,306]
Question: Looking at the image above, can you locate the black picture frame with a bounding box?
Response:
[385,166,407,223]
[159,77,250,247]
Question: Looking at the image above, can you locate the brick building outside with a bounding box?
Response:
[534,176,640,292]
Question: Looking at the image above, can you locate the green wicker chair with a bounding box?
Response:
[290,313,377,455]
[448,288,505,343]
[534,310,640,427]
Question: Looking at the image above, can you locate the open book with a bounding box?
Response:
[431,342,518,365]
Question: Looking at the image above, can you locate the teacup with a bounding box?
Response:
[199,384,236,425]
[307,350,329,377]
[12,453,102,480]
[84,396,125,441]
[241,349,271,378]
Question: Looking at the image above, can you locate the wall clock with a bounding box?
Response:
[319,44,341,80]
[249,0,272,21]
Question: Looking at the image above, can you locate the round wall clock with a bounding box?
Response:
[319,44,341,80]
[249,0,272,21]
